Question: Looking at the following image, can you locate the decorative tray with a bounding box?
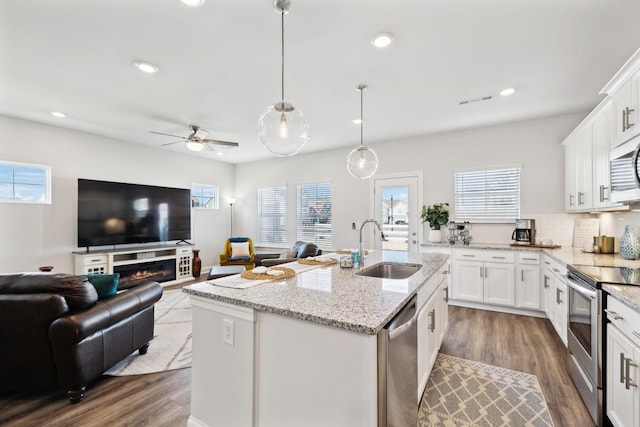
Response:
[241,266,296,280]
[298,257,339,266]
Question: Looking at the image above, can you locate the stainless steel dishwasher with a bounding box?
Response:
[377,295,418,427]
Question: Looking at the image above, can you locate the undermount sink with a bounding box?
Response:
[356,262,422,279]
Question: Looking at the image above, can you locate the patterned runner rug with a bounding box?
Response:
[419,353,554,427]
[104,289,192,376]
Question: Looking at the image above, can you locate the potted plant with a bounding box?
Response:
[420,203,450,243]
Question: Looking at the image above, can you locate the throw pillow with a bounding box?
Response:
[279,249,297,259]
[231,241,250,258]
[82,273,120,299]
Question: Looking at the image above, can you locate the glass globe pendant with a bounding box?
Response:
[258,0,309,157]
[347,84,378,179]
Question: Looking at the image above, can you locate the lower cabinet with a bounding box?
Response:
[451,249,515,306]
[542,255,568,346]
[606,296,640,427]
[417,262,449,398]
[515,253,541,310]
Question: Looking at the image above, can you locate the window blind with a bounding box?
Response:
[297,182,332,249]
[258,185,287,245]
[454,167,520,223]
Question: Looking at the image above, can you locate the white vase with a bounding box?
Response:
[429,229,442,243]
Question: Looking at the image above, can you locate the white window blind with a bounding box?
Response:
[0,161,51,204]
[258,185,287,245]
[297,182,332,249]
[454,166,520,223]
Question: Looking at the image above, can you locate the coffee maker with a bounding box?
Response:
[511,219,535,245]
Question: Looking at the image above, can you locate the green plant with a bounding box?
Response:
[420,203,449,230]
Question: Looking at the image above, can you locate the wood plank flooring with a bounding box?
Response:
[0,305,593,426]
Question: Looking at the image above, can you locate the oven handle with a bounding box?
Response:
[566,277,597,300]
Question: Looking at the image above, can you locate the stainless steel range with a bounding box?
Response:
[566,264,640,427]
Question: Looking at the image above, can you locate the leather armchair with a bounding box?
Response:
[259,241,322,267]
[0,273,162,402]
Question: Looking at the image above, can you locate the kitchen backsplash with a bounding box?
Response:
[459,211,640,248]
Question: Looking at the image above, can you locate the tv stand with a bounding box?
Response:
[73,246,194,286]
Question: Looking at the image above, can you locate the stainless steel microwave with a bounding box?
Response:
[610,135,640,203]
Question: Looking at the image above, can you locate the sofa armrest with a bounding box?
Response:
[49,281,163,345]
[255,253,281,266]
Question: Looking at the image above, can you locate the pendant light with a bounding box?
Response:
[258,0,309,157]
[347,84,378,179]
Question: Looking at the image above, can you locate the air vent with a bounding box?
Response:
[458,95,493,105]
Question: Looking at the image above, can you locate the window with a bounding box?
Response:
[454,166,520,223]
[191,183,218,209]
[258,185,287,245]
[297,182,332,249]
[0,161,51,204]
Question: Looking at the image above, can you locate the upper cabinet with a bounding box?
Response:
[563,49,640,213]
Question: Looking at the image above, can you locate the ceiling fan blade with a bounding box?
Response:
[204,143,215,152]
[203,139,239,147]
[150,130,187,139]
[161,140,184,147]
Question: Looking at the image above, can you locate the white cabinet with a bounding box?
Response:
[564,125,594,212]
[610,76,640,147]
[554,278,568,346]
[451,249,515,306]
[417,262,448,398]
[606,296,640,427]
[592,101,622,209]
[515,252,541,310]
[542,255,567,346]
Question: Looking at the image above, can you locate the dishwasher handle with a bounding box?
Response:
[387,295,418,340]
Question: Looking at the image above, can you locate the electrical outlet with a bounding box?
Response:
[223,319,234,346]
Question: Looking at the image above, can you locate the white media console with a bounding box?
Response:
[73,246,194,287]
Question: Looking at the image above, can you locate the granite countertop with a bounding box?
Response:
[183,251,448,336]
[603,284,640,313]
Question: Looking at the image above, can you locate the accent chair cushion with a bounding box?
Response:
[82,273,120,299]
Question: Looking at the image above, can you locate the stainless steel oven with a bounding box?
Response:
[566,268,603,426]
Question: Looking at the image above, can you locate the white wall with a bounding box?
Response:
[235,112,587,250]
[0,115,235,273]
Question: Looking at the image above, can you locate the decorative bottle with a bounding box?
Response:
[620,225,640,260]
[192,249,202,278]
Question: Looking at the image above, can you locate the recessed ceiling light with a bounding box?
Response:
[500,87,515,96]
[134,61,159,74]
[217,151,224,156]
[371,32,394,48]
[50,111,66,118]
[352,119,362,124]
[178,0,205,6]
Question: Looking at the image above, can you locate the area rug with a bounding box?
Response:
[104,289,192,376]
[419,353,554,427]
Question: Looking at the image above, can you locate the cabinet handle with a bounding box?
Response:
[543,276,550,289]
[485,267,488,278]
[578,192,584,206]
[621,352,627,384]
[556,288,563,304]
[623,109,628,132]
[492,256,506,259]
[429,309,436,332]
[626,107,635,131]
[480,267,483,278]
[599,185,610,202]
[569,194,575,207]
[463,254,476,258]
[444,287,449,303]
[521,270,524,282]
[625,357,637,389]
[604,309,623,320]
[522,257,537,261]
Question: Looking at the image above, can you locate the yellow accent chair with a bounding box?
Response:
[219,237,255,269]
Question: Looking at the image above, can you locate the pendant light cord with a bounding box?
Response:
[281,9,285,104]
[360,88,364,146]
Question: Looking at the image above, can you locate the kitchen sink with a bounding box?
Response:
[356,262,422,279]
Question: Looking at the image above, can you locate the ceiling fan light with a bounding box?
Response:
[178,0,205,7]
[134,60,159,74]
[186,141,204,151]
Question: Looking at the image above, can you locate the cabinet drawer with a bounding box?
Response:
[543,255,566,276]
[454,249,515,263]
[177,247,193,255]
[79,254,108,266]
[607,296,640,347]
[517,252,540,265]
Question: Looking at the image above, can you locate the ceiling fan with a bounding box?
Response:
[150,125,239,152]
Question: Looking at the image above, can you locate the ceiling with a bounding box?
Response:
[2,0,640,164]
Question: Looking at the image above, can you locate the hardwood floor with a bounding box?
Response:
[0,305,593,426]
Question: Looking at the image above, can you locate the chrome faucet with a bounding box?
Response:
[358,219,387,267]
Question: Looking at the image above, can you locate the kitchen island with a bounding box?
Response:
[182,250,449,427]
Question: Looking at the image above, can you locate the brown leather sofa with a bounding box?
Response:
[257,241,323,267]
[0,273,163,403]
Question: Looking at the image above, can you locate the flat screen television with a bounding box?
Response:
[77,179,191,248]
